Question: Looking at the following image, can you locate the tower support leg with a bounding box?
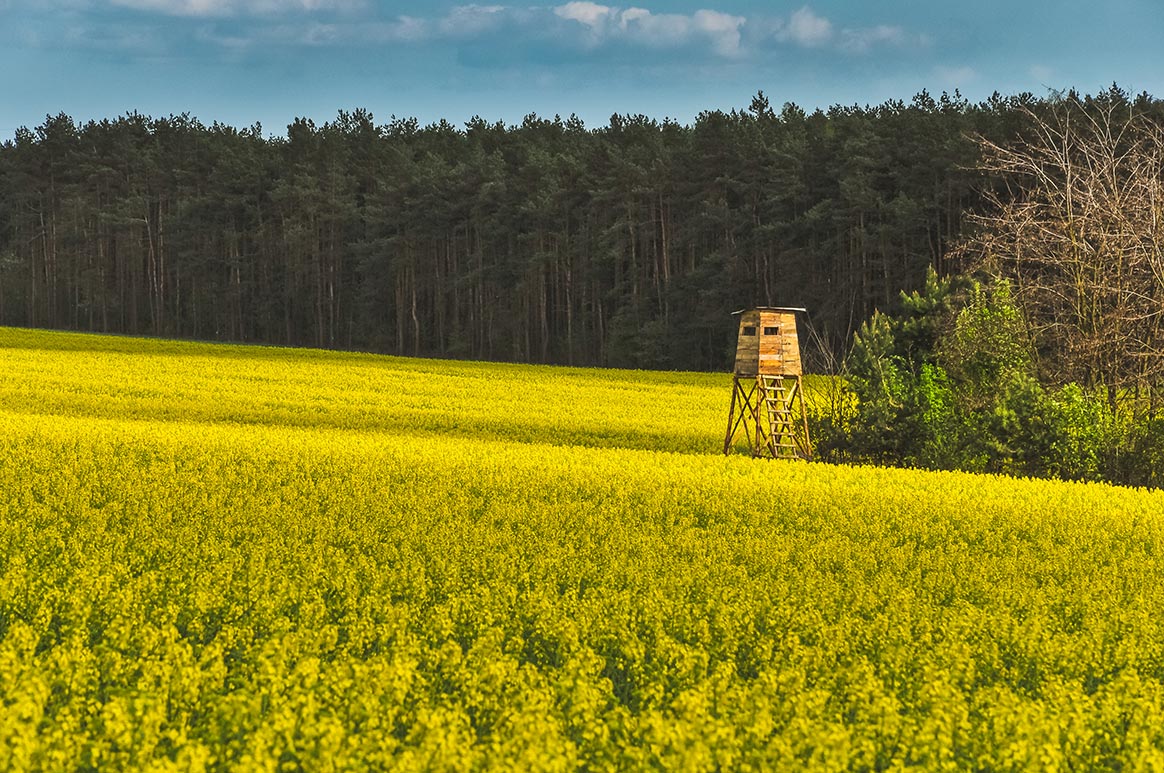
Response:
[723,376,757,455]
[723,378,739,455]
[724,373,813,460]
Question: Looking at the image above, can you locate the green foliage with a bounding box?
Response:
[1045,383,1121,480]
[939,281,1032,402]
[845,311,911,460]
[840,271,965,466]
[959,372,1054,475]
[896,266,964,363]
[1115,417,1164,490]
[912,363,959,467]
[829,275,1142,484]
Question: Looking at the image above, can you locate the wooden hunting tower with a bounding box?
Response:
[723,308,812,459]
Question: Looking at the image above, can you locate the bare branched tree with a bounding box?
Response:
[956,94,1164,409]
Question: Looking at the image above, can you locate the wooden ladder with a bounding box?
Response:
[759,375,803,458]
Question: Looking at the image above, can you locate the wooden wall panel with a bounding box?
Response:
[732,309,803,376]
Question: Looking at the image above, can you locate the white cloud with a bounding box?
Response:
[194,24,253,48]
[618,9,693,47]
[196,14,427,46]
[109,0,361,16]
[693,9,744,56]
[779,6,832,47]
[126,0,918,63]
[618,7,649,29]
[551,5,745,57]
[438,4,506,38]
[935,65,977,85]
[554,1,612,29]
[64,21,169,54]
[840,24,904,53]
[1029,63,1054,82]
[300,21,338,44]
[385,15,428,41]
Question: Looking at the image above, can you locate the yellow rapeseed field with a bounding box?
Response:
[3,326,1164,771]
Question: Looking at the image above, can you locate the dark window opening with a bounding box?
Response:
[764,326,779,336]
[742,326,757,336]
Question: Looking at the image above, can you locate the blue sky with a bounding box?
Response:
[1,0,1161,138]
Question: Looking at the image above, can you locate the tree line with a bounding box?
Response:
[1,86,1160,371]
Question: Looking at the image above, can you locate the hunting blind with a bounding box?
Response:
[723,307,812,459]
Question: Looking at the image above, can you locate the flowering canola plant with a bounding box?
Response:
[2,327,1164,771]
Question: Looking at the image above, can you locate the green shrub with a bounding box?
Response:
[833,274,1140,485]
[1115,417,1164,489]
